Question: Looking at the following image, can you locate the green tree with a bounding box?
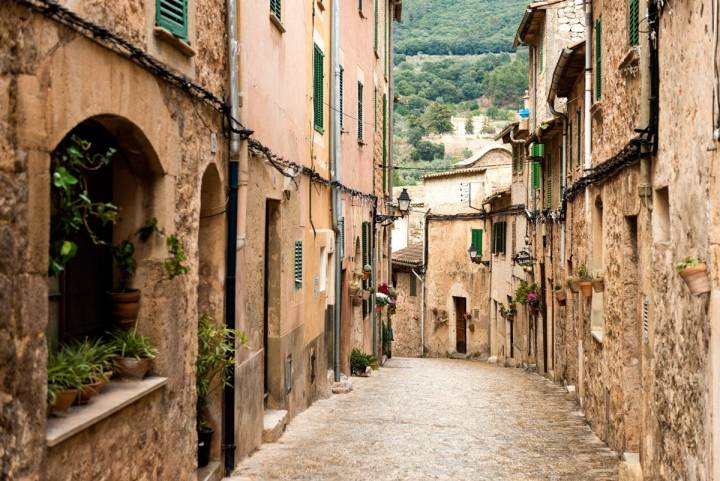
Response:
[465,116,474,135]
[421,102,454,135]
[411,141,445,161]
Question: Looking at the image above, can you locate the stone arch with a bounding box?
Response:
[197,162,226,322]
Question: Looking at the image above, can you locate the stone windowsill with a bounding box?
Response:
[153,27,196,57]
[46,376,168,447]
[591,329,605,344]
[619,47,640,71]
[270,13,286,33]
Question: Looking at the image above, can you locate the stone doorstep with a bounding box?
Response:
[619,452,642,481]
[262,409,288,444]
[197,461,223,481]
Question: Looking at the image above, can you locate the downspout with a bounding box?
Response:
[548,102,567,265]
[638,0,652,205]
[331,0,343,382]
[584,0,593,248]
[223,0,241,472]
[422,209,431,355]
[411,268,424,356]
[371,207,378,358]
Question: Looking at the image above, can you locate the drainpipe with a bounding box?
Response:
[331,0,343,383]
[223,0,241,472]
[422,209,431,355]
[548,102,567,265]
[638,0,652,205]
[584,0,593,246]
[371,206,378,359]
[412,268,424,356]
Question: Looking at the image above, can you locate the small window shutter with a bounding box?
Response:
[339,67,344,130]
[357,82,364,142]
[576,110,582,166]
[595,18,602,101]
[629,0,639,46]
[362,222,369,266]
[313,45,324,132]
[410,274,417,297]
[156,0,188,41]
[471,228,483,256]
[294,241,303,289]
[382,94,387,191]
[270,0,281,21]
[532,161,541,190]
[538,38,544,73]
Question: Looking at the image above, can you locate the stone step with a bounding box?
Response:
[262,409,288,444]
[448,352,468,360]
[197,461,222,481]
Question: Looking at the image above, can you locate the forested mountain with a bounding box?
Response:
[394,0,527,56]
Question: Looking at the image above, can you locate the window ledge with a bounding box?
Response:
[618,47,640,73]
[270,13,286,33]
[153,27,195,57]
[591,329,605,344]
[46,376,168,447]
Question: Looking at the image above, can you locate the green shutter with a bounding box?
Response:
[313,44,324,132]
[595,18,602,101]
[374,0,379,51]
[294,241,303,289]
[576,110,582,166]
[545,159,552,209]
[339,66,344,130]
[539,39,544,73]
[156,0,188,41]
[472,228,483,256]
[357,82,364,142]
[629,0,639,46]
[382,94,388,192]
[270,0,281,21]
[374,88,378,130]
[531,161,541,190]
[362,222,369,266]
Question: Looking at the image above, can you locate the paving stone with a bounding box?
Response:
[230,358,619,481]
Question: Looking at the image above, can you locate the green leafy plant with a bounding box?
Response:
[350,349,378,375]
[110,239,137,291]
[554,283,563,291]
[50,136,118,275]
[65,338,116,382]
[676,257,704,272]
[164,235,190,279]
[576,264,592,281]
[196,314,247,422]
[514,281,539,306]
[363,264,372,273]
[109,329,157,360]
[47,349,84,404]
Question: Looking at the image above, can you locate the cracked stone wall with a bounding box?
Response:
[0,0,228,479]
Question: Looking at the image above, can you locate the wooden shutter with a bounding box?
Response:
[156,0,188,40]
[629,0,639,46]
[339,66,344,130]
[313,45,324,132]
[532,161,541,190]
[538,38,544,73]
[410,274,417,297]
[357,82,364,142]
[576,110,582,166]
[472,228,483,256]
[382,94,387,191]
[362,222,369,266]
[545,158,552,209]
[595,18,602,101]
[270,0,281,21]
[294,241,303,289]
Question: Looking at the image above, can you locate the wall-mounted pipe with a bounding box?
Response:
[411,268,424,356]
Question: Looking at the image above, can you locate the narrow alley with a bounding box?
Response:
[230,358,618,481]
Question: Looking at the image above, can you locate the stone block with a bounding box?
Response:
[25,150,50,274]
[15,75,46,150]
[17,274,48,337]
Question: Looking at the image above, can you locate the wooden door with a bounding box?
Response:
[454,297,467,354]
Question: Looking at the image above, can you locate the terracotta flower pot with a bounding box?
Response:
[362,271,370,281]
[108,289,142,329]
[592,278,605,293]
[76,379,105,405]
[48,389,78,415]
[115,357,153,380]
[568,279,580,293]
[578,281,593,298]
[679,264,711,296]
[555,289,567,302]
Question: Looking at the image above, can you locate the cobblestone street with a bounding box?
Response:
[230,358,619,481]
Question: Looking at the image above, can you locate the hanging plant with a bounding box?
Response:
[49,136,118,276]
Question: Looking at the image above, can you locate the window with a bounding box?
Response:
[313,44,324,132]
[471,228,483,256]
[294,240,303,289]
[576,110,582,167]
[156,0,188,41]
[492,222,506,255]
[410,274,417,297]
[653,187,670,243]
[373,87,378,130]
[270,0,281,21]
[545,156,552,209]
[595,17,602,101]
[319,246,327,292]
[357,82,364,143]
[339,66,345,131]
[531,161,541,190]
[358,0,363,15]
[538,37,544,73]
[629,0,640,46]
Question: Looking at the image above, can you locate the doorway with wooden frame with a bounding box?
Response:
[454,296,467,354]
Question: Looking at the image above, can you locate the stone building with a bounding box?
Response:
[390,244,424,357]
[0,0,400,479]
[509,0,720,479]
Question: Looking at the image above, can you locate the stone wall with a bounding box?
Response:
[391,270,422,357]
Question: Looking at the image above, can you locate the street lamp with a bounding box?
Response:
[375,188,412,223]
[468,243,490,267]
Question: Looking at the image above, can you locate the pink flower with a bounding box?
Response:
[528,292,538,303]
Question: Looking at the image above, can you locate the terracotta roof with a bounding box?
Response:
[548,40,586,103]
[392,244,424,269]
[454,144,511,168]
[422,166,487,181]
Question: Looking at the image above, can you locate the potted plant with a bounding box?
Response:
[576,265,593,297]
[592,273,605,293]
[349,279,363,301]
[554,284,567,306]
[67,339,116,404]
[566,276,580,293]
[47,348,83,415]
[677,257,711,295]
[362,264,372,281]
[110,328,157,379]
[350,349,377,376]
[108,239,141,330]
[196,314,247,468]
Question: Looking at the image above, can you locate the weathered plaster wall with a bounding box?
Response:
[425,219,489,357]
[391,270,422,357]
